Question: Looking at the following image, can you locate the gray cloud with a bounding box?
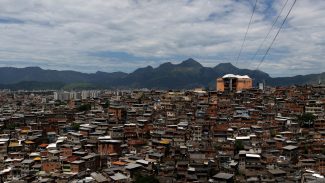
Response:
[0,0,324,76]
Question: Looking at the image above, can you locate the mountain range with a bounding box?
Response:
[0,58,324,90]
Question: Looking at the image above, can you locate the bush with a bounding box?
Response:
[270,129,276,137]
[298,113,316,128]
[71,123,80,131]
[77,104,91,112]
[102,101,110,109]
[234,140,244,154]
[135,175,159,183]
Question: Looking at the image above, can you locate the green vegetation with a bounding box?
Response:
[77,104,91,112]
[0,81,65,90]
[234,140,244,154]
[214,144,221,150]
[55,100,67,106]
[1,59,324,90]
[270,129,276,137]
[5,123,16,130]
[71,123,80,131]
[62,82,98,90]
[298,113,316,128]
[135,174,159,183]
[102,100,110,109]
[304,144,309,154]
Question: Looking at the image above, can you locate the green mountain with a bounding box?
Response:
[0,58,323,90]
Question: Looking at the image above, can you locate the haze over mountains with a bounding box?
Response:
[0,58,324,90]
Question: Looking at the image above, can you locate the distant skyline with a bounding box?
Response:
[0,0,324,77]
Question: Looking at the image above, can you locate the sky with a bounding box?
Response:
[0,0,324,77]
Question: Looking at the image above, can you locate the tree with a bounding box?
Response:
[304,144,309,154]
[298,113,316,128]
[102,100,110,109]
[6,123,16,130]
[135,174,159,183]
[77,104,91,112]
[270,129,276,137]
[71,123,80,131]
[214,144,221,151]
[234,140,244,154]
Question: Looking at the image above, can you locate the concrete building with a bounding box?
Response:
[1,86,325,182]
[216,74,252,92]
[53,91,70,101]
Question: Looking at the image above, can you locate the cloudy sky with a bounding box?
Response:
[0,0,324,77]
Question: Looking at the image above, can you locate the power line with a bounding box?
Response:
[235,0,258,66]
[251,0,289,62]
[256,0,297,70]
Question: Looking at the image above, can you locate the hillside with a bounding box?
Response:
[0,58,323,90]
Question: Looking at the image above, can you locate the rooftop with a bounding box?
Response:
[222,74,250,79]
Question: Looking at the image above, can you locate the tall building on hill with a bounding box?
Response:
[216,74,252,92]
